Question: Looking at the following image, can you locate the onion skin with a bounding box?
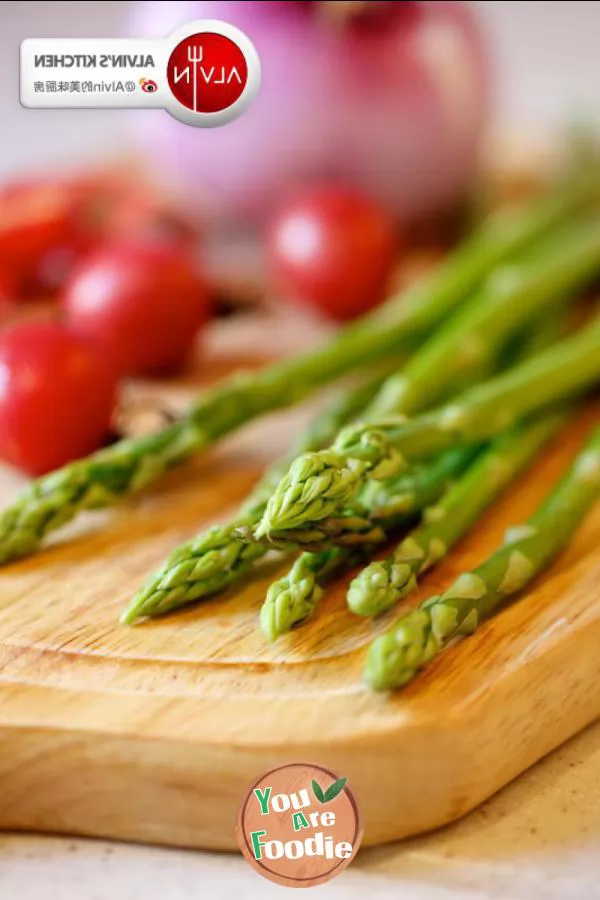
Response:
[129,0,488,223]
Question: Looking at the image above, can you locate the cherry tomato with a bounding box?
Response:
[106,185,200,250]
[267,187,398,321]
[62,242,210,375]
[0,322,118,475]
[0,177,98,296]
[0,269,16,318]
[0,178,83,262]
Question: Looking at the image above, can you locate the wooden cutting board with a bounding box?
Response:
[0,320,599,852]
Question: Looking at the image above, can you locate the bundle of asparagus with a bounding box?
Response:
[257,315,600,539]
[123,185,600,623]
[256,219,600,540]
[1,167,600,701]
[259,445,480,641]
[121,370,396,623]
[0,171,596,567]
[124,169,600,694]
[255,309,569,639]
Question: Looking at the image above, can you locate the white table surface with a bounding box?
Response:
[1,3,600,898]
[3,718,600,900]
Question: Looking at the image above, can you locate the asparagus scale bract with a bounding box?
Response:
[259,315,600,536]
[365,426,600,692]
[348,412,567,616]
[0,174,595,567]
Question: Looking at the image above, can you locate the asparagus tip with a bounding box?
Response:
[119,604,143,625]
[348,561,416,617]
[364,635,418,692]
[364,607,440,692]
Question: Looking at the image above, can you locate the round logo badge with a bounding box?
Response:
[236,762,363,888]
[164,20,260,127]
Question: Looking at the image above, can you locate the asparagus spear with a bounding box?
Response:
[121,372,391,624]
[240,445,480,552]
[260,547,363,642]
[368,215,600,417]
[0,175,595,567]
[258,314,600,536]
[348,412,567,616]
[259,446,479,639]
[365,425,600,692]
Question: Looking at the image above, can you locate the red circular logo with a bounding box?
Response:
[167,32,248,114]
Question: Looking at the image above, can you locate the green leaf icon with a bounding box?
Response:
[323,777,348,803]
[311,779,325,803]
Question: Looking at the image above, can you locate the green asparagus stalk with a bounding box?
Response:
[240,445,480,553]
[260,547,363,642]
[258,445,479,639]
[258,314,600,537]
[368,216,600,417]
[348,411,567,616]
[121,373,392,624]
[361,447,482,520]
[236,514,386,551]
[365,425,600,692]
[0,175,595,567]
[348,306,572,616]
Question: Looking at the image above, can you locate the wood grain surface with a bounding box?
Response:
[0,313,598,852]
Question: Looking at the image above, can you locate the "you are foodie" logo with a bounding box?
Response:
[237,762,363,888]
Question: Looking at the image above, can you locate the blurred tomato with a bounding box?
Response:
[0,322,118,475]
[0,173,203,300]
[0,176,98,296]
[0,269,16,319]
[106,185,200,250]
[62,242,210,375]
[267,187,398,321]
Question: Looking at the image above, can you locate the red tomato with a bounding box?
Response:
[0,179,83,263]
[0,177,97,296]
[267,187,398,321]
[0,322,118,475]
[62,242,210,375]
[106,186,200,250]
[0,269,16,318]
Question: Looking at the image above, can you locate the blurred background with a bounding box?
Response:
[0,0,598,476]
[3,1,599,173]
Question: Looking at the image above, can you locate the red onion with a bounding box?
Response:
[129,1,488,224]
